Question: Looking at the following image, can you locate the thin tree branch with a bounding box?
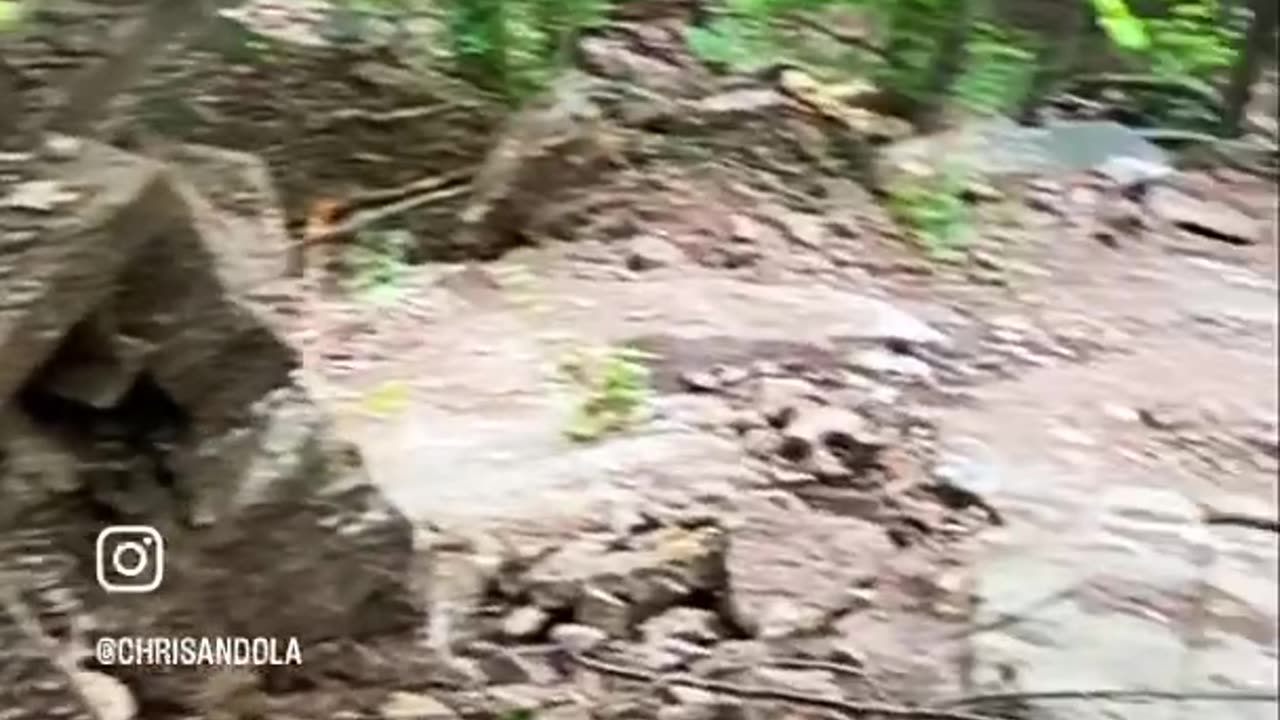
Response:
[1203,511,1280,534]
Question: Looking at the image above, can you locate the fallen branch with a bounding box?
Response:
[1202,511,1280,534]
[568,649,1004,720]
[346,168,476,207]
[302,183,471,245]
[940,687,1280,708]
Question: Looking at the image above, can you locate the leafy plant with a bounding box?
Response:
[443,0,612,101]
[1088,0,1243,128]
[885,164,973,262]
[0,0,27,32]
[951,22,1037,116]
[1090,0,1151,51]
[1147,0,1241,81]
[686,0,862,73]
[558,345,655,442]
[343,227,414,302]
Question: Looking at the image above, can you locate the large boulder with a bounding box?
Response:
[0,138,415,715]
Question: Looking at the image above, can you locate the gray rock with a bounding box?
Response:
[501,605,551,641]
[626,234,687,271]
[725,501,889,638]
[105,384,415,641]
[0,140,416,715]
[1094,155,1174,189]
[640,607,723,646]
[576,585,633,637]
[549,623,608,654]
[780,212,829,250]
[0,142,172,407]
[380,691,460,720]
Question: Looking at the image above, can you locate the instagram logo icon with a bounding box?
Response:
[95,526,165,594]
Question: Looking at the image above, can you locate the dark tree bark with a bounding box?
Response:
[0,56,17,143]
[1018,0,1090,123]
[916,0,980,132]
[1220,0,1279,136]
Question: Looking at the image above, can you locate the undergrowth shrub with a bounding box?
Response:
[443,0,612,101]
[951,22,1037,116]
[558,345,654,442]
[885,164,973,262]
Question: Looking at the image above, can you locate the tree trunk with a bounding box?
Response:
[1018,0,1090,122]
[916,0,979,132]
[1220,0,1279,136]
[0,57,17,143]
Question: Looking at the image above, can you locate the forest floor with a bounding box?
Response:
[295,145,1278,718]
[10,2,1275,717]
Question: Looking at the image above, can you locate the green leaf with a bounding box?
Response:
[1089,0,1151,50]
[1098,15,1150,50]
[0,1,23,31]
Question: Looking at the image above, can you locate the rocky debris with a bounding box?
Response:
[380,690,461,720]
[724,500,889,639]
[640,607,724,647]
[626,233,688,271]
[501,605,553,641]
[1,139,415,715]
[519,523,729,635]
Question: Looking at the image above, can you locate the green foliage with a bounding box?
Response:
[1147,0,1241,81]
[875,0,948,103]
[685,0,857,73]
[443,0,612,101]
[885,165,973,262]
[1090,0,1151,51]
[343,227,414,302]
[0,0,26,31]
[558,345,655,442]
[1088,0,1242,128]
[951,23,1037,116]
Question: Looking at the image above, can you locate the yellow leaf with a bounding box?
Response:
[355,380,411,417]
